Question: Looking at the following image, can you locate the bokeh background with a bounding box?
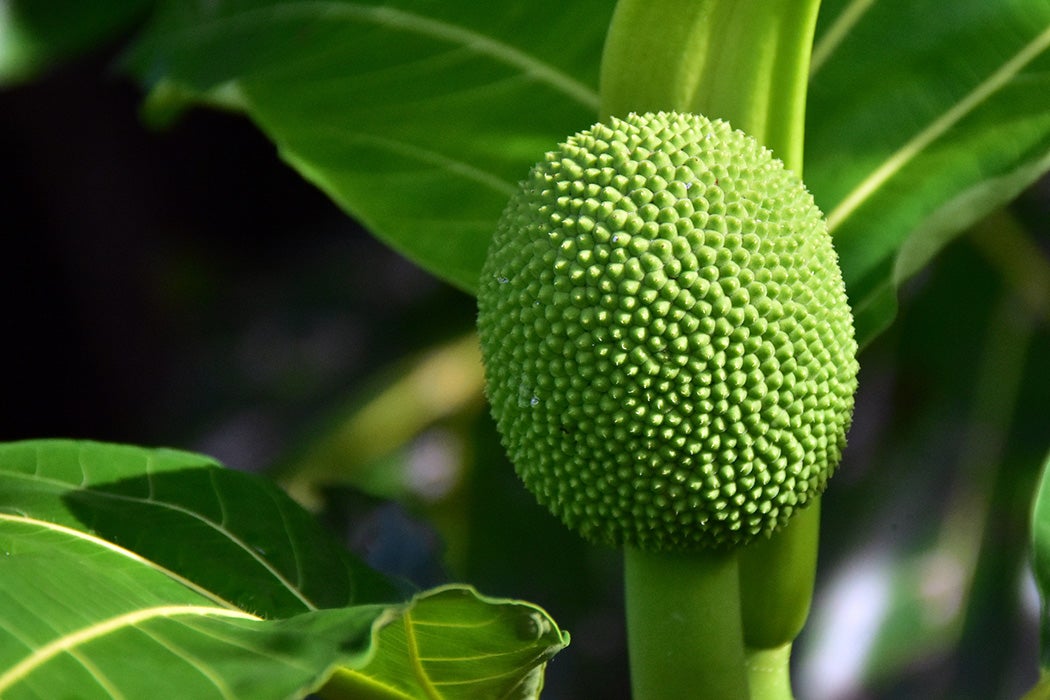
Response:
[2,41,1049,700]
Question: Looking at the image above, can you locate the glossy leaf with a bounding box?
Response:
[0,439,402,618]
[124,0,610,293]
[123,0,1050,342]
[0,512,385,700]
[326,586,570,699]
[807,0,1050,345]
[0,0,153,84]
[0,440,569,699]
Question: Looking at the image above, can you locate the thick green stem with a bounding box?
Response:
[745,643,795,700]
[687,0,821,170]
[739,500,821,649]
[624,547,749,700]
[601,0,822,171]
[600,0,716,119]
[602,2,826,697]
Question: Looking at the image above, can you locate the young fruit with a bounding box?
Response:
[478,111,858,551]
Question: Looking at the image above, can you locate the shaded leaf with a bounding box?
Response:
[0,439,402,618]
[326,586,570,700]
[0,0,154,84]
[124,0,611,292]
[0,512,385,700]
[807,0,1050,345]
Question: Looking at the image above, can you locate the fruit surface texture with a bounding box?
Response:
[478,111,859,551]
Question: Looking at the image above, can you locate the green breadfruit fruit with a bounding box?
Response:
[477,111,859,551]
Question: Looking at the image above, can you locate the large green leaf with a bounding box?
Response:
[124,0,1050,344]
[0,0,154,84]
[125,0,610,293]
[0,439,401,618]
[0,515,567,700]
[0,513,384,699]
[0,440,569,699]
[807,0,1050,345]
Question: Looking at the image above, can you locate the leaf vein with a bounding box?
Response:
[826,22,1050,233]
[179,2,599,110]
[403,610,442,700]
[71,650,126,700]
[810,0,879,76]
[327,129,518,197]
[1,470,320,612]
[0,514,240,610]
[0,605,258,693]
[137,624,237,699]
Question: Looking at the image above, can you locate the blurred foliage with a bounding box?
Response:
[800,208,1050,700]
[0,0,152,83]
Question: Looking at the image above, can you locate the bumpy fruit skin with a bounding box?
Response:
[477,112,858,551]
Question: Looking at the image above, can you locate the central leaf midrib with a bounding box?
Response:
[825,21,1050,234]
[0,603,259,694]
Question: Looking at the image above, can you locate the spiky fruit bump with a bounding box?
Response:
[477,112,858,551]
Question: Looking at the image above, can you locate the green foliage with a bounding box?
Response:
[123,0,611,293]
[808,0,1050,345]
[327,586,569,700]
[0,515,382,699]
[123,0,1050,348]
[0,441,567,699]
[0,0,152,84]
[0,439,401,615]
[1,0,1048,697]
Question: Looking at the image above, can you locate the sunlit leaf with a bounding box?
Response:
[0,512,386,700]
[0,440,401,617]
[807,0,1050,345]
[0,440,569,699]
[125,0,610,293]
[0,0,153,84]
[0,439,402,618]
[326,586,570,700]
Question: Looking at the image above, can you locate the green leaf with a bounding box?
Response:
[1030,448,1050,670]
[806,0,1050,346]
[0,512,387,700]
[0,439,402,618]
[0,0,154,84]
[325,586,570,700]
[124,0,611,293]
[0,441,569,699]
[120,2,1050,348]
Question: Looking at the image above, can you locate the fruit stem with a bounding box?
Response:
[600,0,821,170]
[739,500,821,650]
[745,643,795,700]
[602,1,827,696]
[687,0,822,171]
[624,546,749,700]
[600,0,716,120]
